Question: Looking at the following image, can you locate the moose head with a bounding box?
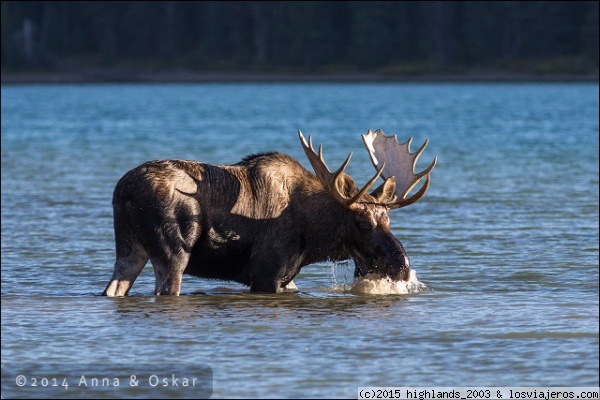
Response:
[299,129,437,281]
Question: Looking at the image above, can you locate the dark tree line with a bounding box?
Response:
[2,1,598,74]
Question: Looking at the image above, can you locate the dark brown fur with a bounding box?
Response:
[103,152,409,295]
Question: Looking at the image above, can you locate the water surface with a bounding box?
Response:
[1,82,598,398]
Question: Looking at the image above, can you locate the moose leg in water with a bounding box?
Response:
[103,247,148,296]
[102,204,150,296]
[149,253,190,296]
[247,223,304,293]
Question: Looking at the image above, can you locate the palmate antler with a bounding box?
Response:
[299,130,387,208]
[362,129,437,209]
[299,130,436,210]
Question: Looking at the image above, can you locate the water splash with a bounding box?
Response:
[350,270,426,295]
[330,260,427,295]
[330,260,352,290]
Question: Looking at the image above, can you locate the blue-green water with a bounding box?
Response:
[1,83,598,398]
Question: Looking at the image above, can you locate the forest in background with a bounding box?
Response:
[2,1,598,78]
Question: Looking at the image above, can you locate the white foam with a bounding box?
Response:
[329,260,427,295]
[349,269,426,295]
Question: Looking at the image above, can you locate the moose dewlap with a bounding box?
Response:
[102,130,436,296]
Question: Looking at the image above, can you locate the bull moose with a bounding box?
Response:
[102,130,436,296]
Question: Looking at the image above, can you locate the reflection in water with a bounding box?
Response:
[104,289,407,321]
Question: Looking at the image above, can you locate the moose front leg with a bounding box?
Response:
[249,278,279,293]
[249,254,301,293]
[249,275,298,293]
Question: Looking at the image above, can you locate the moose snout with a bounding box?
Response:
[387,252,410,281]
[384,240,410,281]
[353,236,412,281]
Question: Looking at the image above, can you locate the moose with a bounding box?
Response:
[103,130,436,296]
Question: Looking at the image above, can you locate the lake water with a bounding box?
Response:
[1,82,598,398]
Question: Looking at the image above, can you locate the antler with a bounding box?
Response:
[299,130,385,208]
[362,129,437,209]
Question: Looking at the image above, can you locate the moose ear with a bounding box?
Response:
[371,176,397,203]
[333,173,359,201]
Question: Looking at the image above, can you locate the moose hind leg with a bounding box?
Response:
[103,245,149,297]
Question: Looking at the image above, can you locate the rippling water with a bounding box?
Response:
[1,82,598,398]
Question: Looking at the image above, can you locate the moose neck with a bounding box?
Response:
[295,184,351,265]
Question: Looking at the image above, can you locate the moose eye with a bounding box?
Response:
[359,220,374,230]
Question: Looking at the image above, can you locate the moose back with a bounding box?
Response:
[103,130,436,295]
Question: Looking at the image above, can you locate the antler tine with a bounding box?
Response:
[298,130,377,208]
[299,130,332,185]
[388,172,432,209]
[332,152,352,180]
[412,155,437,191]
[406,137,436,197]
[299,130,345,202]
[411,139,436,182]
[345,162,386,205]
